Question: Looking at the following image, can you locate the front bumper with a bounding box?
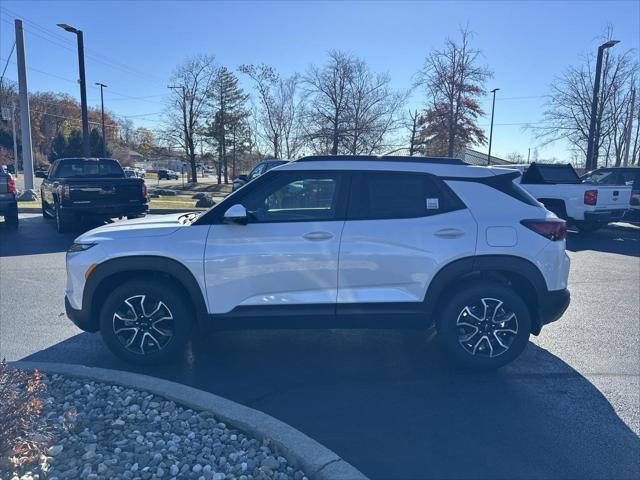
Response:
[65,295,98,332]
[584,209,627,223]
[536,288,570,332]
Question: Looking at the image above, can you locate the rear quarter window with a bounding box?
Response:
[348,171,465,220]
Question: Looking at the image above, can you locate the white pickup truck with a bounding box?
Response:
[500,163,632,233]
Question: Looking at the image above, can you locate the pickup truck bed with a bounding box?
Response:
[501,163,631,232]
[41,158,148,233]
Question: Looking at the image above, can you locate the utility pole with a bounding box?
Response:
[622,87,635,167]
[10,105,18,175]
[58,23,90,157]
[14,19,35,197]
[95,82,107,157]
[585,39,620,171]
[527,148,531,163]
[487,88,499,165]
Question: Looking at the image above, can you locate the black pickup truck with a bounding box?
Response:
[0,171,18,228]
[41,158,148,233]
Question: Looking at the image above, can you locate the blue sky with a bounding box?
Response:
[1,0,638,160]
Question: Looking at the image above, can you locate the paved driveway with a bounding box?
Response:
[1,214,639,479]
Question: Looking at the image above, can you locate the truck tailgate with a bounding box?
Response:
[595,186,631,209]
[68,179,144,205]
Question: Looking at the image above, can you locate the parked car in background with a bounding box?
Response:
[41,158,148,233]
[123,169,138,178]
[158,169,179,180]
[0,170,18,228]
[135,168,146,179]
[502,163,632,232]
[232,160,288,191]
[581,167,640,220]
[35,168,48,178]
[65,155,570,369]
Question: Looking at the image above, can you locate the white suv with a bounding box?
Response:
[65,156,571,369]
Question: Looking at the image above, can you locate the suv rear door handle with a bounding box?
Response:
[303,231,334,241]
[434,228,464,239]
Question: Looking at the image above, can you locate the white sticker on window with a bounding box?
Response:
[426,198,440,209]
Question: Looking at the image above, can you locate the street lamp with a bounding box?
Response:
[57,23,90,157]
[487,88,499,165]
[95,82,107,157]
[585,39,620,171]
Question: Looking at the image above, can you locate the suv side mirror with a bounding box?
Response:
[223,204,248,225]
[235,174,248,182]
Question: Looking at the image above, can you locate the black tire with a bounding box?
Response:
[437,282,531,370]
[54,202,71,233]
[4,209,18,229]
[42,198,53,219]
[99,279,193,365]
[574,221,604,233]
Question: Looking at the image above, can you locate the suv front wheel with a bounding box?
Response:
[437,282,531,370]
[99,279,192,364]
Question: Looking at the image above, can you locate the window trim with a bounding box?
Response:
[346,171,467,221]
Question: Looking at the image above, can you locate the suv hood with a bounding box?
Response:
[76,212,190,242]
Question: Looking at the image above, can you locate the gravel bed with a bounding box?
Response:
[1,374,308,480]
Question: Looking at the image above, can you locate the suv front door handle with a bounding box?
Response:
[434,228,464,239]
[303,231,334,241]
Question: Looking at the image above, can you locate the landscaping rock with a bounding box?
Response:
[1,373,307,480]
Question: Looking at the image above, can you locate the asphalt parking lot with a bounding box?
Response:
[1,214,639,479]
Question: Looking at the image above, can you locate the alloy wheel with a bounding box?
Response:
[456,297,518,358]
[112,294,175,355]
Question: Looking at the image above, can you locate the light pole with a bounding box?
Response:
[585,39,620,171]
[95,82,107,157]
[57,23,90,157]
[487,88,499,165]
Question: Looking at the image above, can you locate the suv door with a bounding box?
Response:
[204,170,349,314]
[337,171,477,308]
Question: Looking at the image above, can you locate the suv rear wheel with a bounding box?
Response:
[99,279,192,364]
[437,282,531,370]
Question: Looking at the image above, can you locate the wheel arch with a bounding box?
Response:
[424,255,548,334]
[84,256,209,332]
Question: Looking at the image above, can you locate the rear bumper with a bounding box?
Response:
[0,199,17,214]
[60,202,148,218]
[536,288,570,332]
[584,209,627,223]
[65,295,98,332]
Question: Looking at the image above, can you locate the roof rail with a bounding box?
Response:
[296,155,467,165]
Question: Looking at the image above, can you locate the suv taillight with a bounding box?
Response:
[521,218,567,241]
[142,183,148,198]
[7,176,16,194]
[584,189,598,205]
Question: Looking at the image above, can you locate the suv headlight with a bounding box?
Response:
[67,242,97,254]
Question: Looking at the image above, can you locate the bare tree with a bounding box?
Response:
[239,64,305,159]
[405,109,428,156]
[303,50,353,155]
[163,54,217,183]
[416,26,492,157]
[535,30,638,167]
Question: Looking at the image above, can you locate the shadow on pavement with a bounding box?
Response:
[566,225,640,257]
[0,215,103,257]
[23,329,640,480]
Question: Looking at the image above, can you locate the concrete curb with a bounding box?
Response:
[17,207,201,214]
[11,361,369,480]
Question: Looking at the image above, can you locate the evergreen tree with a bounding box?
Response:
[64,130,83,157]
[206,67,249,184]
[49,131,67,162]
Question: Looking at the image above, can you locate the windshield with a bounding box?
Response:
[55,159,125,178]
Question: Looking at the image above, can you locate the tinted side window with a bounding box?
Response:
[241,171,346,223]
[349,172,464,220]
